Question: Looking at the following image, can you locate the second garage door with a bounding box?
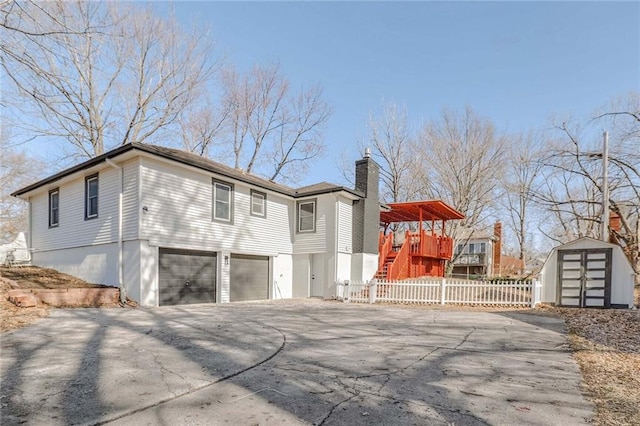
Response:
[159,249,217,306]
[230,254,269,302]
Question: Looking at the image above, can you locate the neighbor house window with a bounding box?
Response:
[250,189,266,218]
[297,199,316,233]
[49,189,59,227]
[480,242,486,253]
[85,174,98,219]
[212,179,233,223]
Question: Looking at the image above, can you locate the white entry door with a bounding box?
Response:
[311,254,325,297]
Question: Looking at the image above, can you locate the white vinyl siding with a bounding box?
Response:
[31,168,115,251]
[121,159,140,241]
[293,194,330,254]
[29,161,140,252]
[139,158,293,255]
[337,198,352,253]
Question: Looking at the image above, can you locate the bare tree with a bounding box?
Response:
[502,131,544,269]
[0,136,44,243]
[534,94,639,281]
[361,103,418,203]
[416,107,506,243]
[2,1,217,158]
[207,63,331,183]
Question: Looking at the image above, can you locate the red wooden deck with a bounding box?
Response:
[376,200,464,280]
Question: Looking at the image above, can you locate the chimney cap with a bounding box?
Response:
[364,147,371,158]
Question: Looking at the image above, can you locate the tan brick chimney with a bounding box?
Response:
[492,222,502,278]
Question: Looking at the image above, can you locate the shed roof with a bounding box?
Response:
[380,200,465,224]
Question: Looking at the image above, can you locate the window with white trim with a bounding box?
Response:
[297,199,316,233]
[49,189,59,227]
[85,175,98,219]
[250,189,266,218]
[212,179,233,223]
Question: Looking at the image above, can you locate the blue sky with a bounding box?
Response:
[167,1,639,186]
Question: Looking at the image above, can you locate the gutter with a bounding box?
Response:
[105,158,126,304]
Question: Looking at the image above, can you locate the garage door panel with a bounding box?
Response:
[230,254,269,302]
[159,249,216,306]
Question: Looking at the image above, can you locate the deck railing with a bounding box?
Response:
[336,278,541,307]
[378,232,393,272]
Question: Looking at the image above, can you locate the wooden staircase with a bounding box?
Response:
[375,252,397,280]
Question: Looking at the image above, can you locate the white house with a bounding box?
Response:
[539,237,635,308]
[12,143,381,306]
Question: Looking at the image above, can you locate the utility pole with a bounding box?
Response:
[602,130,609,242]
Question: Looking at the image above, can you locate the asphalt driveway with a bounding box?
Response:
[1,300,592,425]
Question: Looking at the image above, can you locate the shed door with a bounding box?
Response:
[230,254,269,302]
[557,248,611,308]
[158,249,217,306]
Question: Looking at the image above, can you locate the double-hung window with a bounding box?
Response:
[85,175,99,219]
[49,189,59,227]
[212,179,233,223]
[250,190,266,218]
[297,199,316,233]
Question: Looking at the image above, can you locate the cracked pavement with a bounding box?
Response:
[1,300,593,425]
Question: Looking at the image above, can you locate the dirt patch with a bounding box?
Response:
[540,305,640,426]
[0,279,49,333]
[0,266,130,333]
[0,266,108,289]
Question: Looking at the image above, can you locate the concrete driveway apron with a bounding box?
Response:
[1,300,593,425]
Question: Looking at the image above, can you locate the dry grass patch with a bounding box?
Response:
[543,304,640,426]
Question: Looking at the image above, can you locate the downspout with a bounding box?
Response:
[27,198,33,263]
[105,158,126,304]
[334,193,340,290]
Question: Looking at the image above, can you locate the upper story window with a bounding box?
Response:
[297,199,316,233]
[85,174,99,219]
[250,189,266,218]
[49,189,59,227]
[457,241,488,255]
[212,179,233,223]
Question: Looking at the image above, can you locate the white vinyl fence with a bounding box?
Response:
[336,278,541,307]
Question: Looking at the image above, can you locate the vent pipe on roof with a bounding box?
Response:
[364,147,371,158]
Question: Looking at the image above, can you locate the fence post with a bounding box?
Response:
[440,278,446,305]
[531,279,541,308]
[344,281,350,303]
[369,281,377,304]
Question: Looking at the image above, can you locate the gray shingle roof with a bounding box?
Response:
[12,142,363,199]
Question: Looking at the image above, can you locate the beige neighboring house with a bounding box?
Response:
[451,222,503,279]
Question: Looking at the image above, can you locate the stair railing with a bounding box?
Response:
[387,231,410,280]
